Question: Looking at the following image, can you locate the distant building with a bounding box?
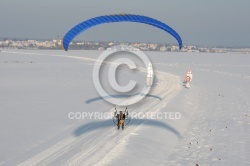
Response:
[160,46,167,51]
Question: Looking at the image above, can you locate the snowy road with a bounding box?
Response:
[15,52,181,166]
[1,50,250,165]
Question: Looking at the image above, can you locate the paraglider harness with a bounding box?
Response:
[113,107,131,130]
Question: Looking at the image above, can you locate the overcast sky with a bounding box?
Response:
[0,0,249,46]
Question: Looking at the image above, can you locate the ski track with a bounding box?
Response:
[9,51,181,165]
[63,72,180,166]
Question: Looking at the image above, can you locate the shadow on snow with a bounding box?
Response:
[74,119,181,138]
[85,93,162,104]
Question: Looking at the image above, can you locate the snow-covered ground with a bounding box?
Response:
[0,50,250,165]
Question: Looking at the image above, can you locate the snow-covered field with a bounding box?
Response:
[0,50,250,166]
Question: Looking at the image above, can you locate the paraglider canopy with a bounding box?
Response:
[61,14,182,51]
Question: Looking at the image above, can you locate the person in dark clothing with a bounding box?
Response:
[116,111,126,130]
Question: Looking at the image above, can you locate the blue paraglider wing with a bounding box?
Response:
[62,14,182,51]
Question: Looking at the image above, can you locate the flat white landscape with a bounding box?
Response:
[0,49,249,166]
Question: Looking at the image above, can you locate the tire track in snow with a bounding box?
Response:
[16,52,181,165]
[62,71,181,166]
